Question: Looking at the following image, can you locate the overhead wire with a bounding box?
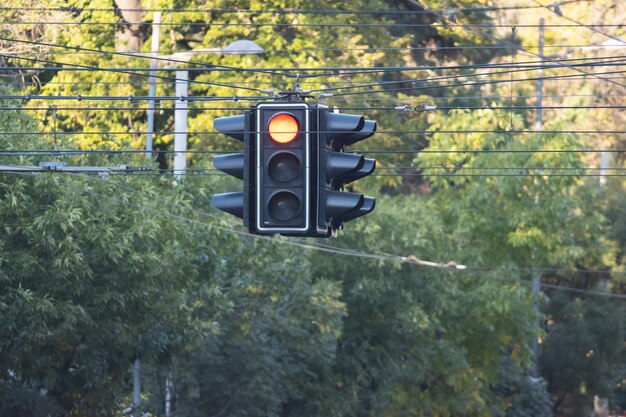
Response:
[9,54,618,95]
[308,56,626,93]
[2,129,626,138]
[2,20,624,28]
[328,69,626,97]
[2,102,625,112]
[531,0,626,45]
[412,3,626,90]
[3,91,626,108]
[0,36,288,78]
[361,148,626,155]
[4,43,626,55]
[3,34,625,78]
[1,55,268,94]
[4,168,624,179]
[0,1,590,15]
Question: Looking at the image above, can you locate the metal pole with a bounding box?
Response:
[165,374,173,417]
[535,18,544,131]
[599,147,610,187]
[146,12,161,159]
[133,358,141,411]
[174,70,188,179]
[531,273,541,378]
[531,18,544,380]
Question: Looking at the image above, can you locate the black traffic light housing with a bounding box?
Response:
[254,103,311,234]
[212,102,376,238]
[316,106,376,236]
[212,113,251,225]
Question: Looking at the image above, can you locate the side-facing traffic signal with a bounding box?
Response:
[316,106,376,235]
[212,112,250,225]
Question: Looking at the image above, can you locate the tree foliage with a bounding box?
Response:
[1,0,625,416]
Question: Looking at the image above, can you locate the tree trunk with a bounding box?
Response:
[114,0,146,52]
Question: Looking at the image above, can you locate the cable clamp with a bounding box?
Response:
[551,2,563,15]
[395,104,413,112]
[395,104,437,112]
[445,9,459,23]
[39,161,66,171]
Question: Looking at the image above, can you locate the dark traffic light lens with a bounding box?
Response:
[268,152,300,183]
[268,191,300,221]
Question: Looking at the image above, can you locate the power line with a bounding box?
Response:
[3,20,625,28]
[4,69,624,93]
[5,166,625,179]
[0,36,288,78]
[4,35,624,76]
[4,97,626,111]
[2,130,626,139]
[413,3,626,90]
[6,66,626,100]
[360,149,626,155]
[328,69,626,97]
[0,54,268,93]
[6,165,626,173]
[374,173,626,178]
[2,94,270,102]
[379,166,626,171]
[308,56,626,93]
[532,0,626,45]
[5,43,626,55]
[0,2,590,15]
[0,91,626,100]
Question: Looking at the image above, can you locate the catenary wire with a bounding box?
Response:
[4,43,626,55]
[3,36,624,76]
[328,69,626,97]
[0,54,269,93]
[7,66,626,101]
[2,129,626,138]
[0,36,289,78]
[4,56,624,99]
[0,2,591,15]
[4,164,626,179]
[531,0,626,45]
[414,3,626,90]
[308,56,626,93]
[2,20,625,28]
[4,90,626,100]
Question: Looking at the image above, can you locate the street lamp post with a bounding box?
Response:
[145,39,264,178]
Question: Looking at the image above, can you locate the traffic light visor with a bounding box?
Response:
[268,113,299,144]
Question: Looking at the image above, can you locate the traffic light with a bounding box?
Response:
[212,102,376,238]
[254,103,311,234]
[212,112,250,226]
[316,106,376,235]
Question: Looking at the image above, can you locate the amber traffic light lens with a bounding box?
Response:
[268,113,299,144]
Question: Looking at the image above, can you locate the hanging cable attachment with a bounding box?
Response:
[394,104,437,112]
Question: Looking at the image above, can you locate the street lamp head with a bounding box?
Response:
[222,40,265,55]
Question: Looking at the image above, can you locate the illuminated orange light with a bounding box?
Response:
[268,113,299,144]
